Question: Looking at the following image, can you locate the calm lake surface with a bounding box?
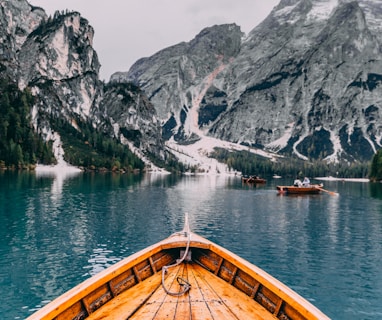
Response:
[1,170,382,319]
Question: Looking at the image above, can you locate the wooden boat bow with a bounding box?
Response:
[27,214,330,320]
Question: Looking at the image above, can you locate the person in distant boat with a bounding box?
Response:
[302,177,310,186]
[294,178,302,187]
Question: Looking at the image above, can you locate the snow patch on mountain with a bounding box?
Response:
[273,2,300,24]
[324,130,342,163]
[307,0,338,21]
[166,135,278,175]
[36,131,82,174]
[185,60,228,137]
[165,55,281,174]
[266,122,295,152]
[273,0,338,24]
[119,135,168,173]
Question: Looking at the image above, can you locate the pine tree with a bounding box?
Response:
[370,150,382,181]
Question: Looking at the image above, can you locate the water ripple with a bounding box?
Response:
[2,173,382,319]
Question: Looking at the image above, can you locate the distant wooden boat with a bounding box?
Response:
[242,175,266,184]
[277,184,324,195]
[27,215,329,320]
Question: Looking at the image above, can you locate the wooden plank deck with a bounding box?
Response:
[89,262,277,320]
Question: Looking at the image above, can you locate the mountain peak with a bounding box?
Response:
[115,0,382,164]
[2,0,381,172]
[271,0,339,24]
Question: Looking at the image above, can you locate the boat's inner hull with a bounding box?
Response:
[46,246,314,320]
[88,260,278,319]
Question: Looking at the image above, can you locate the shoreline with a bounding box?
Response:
[315,176,369,182]
[35,163,82,173]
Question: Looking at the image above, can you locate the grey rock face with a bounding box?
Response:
[111,24,244,145]
[0,0,45,76]
[1,0,164,165]
[17,11,100,114]
[95,83,165,160]
[114,0,382,163]
[3,0,381,168]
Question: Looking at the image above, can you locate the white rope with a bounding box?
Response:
[161,214,191,296]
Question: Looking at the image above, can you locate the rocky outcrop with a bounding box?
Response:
[114,0,382,163]
[95,82,165,161]
[2,0,381,170]
[0,0,45,77]
[111,24,244,145]
[212,0,382,162]
[17,10,101,126]
[0,0,165,166]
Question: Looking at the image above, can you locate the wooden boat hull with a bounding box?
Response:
[277,185,322,194]
[27,218,329,320]
[242,176,266,184]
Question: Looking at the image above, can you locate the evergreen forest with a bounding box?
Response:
[0,78,55,169]
[210,148,371,179]
[0,76,144,172]
[50,116,145,172]
[369,149,382,181]
[0,75,379,177]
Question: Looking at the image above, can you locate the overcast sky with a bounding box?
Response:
[28,0,279,81]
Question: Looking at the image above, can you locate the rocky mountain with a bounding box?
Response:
[0,0,165,170]
[113,0,382,164]
[2,0,381,173]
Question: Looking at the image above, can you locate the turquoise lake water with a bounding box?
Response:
[1,171,382,319]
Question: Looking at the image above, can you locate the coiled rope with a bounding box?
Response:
[161,214,191,296]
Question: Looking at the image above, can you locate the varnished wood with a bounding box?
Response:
[88,272,163,319]
[27,222,330,320]
[242,176,267,184]
[125,262,277,320]
[276,185,322,194]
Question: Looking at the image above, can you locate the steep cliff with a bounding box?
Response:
[112,24,244,145]
[2,0,381,172]
[114,0,382,164]
[0,0,165,169]
[0,0,45,75]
